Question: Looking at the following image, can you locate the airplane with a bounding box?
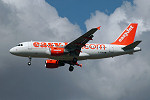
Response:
[10,23,141,72]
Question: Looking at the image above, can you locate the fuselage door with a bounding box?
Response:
[109,45,114,53]
[28,41,32,50]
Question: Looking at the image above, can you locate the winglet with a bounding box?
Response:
[97,26,101,30]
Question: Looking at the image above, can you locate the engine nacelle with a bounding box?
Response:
[45,59,65,68]
[51,47,65,56]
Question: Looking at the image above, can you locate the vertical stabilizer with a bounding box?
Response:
[111,23,138,45]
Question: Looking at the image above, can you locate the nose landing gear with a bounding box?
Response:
[28,57,32,66]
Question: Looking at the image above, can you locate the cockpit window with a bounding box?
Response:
[17,44,20,46]
[17,44,23,46]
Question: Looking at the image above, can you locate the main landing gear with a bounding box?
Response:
[28,57,32,66]
[69,58,82,72]
[72,57,77,63]
[69,65,74,72]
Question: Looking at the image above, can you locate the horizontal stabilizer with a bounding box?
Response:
[122,41,142,50]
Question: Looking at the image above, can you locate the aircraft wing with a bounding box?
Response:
[65,26,100,56]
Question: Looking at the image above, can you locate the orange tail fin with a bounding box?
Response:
[111,23,138,45]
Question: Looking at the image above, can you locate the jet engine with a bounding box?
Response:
[45,59,65,68]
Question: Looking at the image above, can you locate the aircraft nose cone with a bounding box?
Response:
[9,48,16,55]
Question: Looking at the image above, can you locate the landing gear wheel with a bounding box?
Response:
[73,58,77,63]
[28,62,31,66]
[69,66,74,72]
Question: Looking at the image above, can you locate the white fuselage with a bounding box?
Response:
[9,41,141,61]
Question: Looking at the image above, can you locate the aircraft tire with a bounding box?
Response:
[69,66,74,72]
[28,62,31,66]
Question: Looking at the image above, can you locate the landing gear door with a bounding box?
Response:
[28,41,32,50]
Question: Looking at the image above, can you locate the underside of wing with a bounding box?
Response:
[65,26,101,56]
